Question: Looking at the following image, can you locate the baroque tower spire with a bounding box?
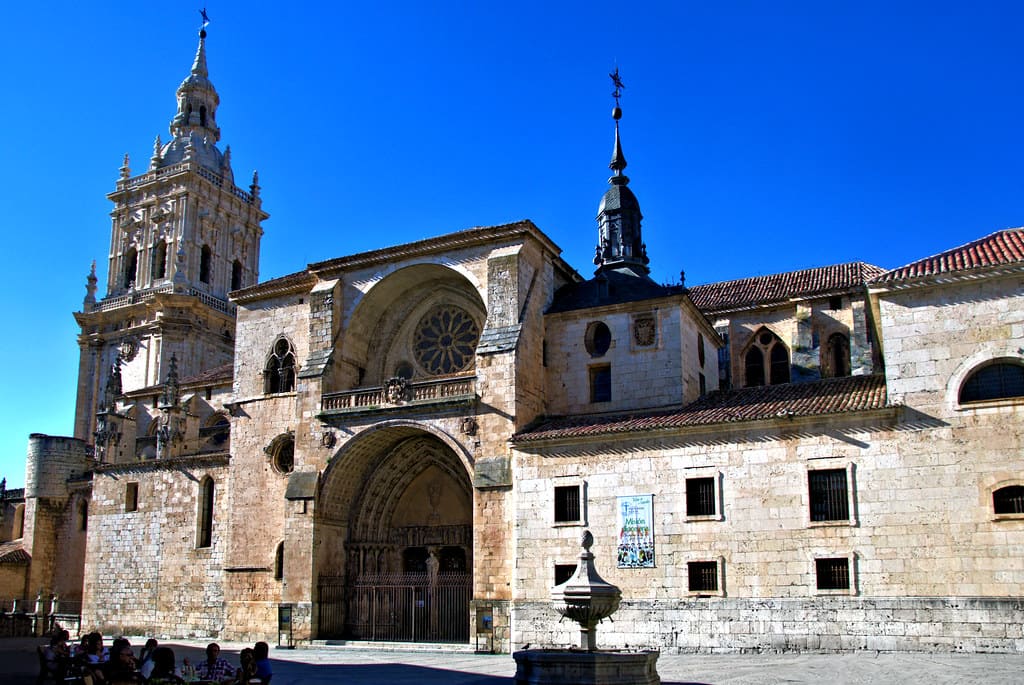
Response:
[594,68,650,276]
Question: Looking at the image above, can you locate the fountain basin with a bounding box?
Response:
[513,648,661,685]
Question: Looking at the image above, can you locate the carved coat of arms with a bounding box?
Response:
[385,377,409,404]
[633,316,656,346]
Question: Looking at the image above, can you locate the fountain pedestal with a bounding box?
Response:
[512,530,660,685]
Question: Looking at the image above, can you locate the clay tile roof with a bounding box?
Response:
[179,362,233,386]
[688,262,886,314]
[871,227,1024,284]
[512,374,889,443]
[0,540,30,565]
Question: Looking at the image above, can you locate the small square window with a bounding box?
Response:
[686,478,716,517]
[829,296,843,311]
[688,561,719,593]
[590,365,611,403]
[554,485,582,524]
[809,469,849,522]
[554,564,577,585]
[815,557,850,590]
[125,483,139,513]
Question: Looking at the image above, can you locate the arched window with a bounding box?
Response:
[744,329,790,387]
[199,245,212,284]
[231,260,243,291]
[274,541,284,580]
[994,486,1024,515]
[264,339,296,394]
[123,248,138,289]
[152,241,167,280]
[197,477,214,548]
[199,105,208,127]
[824,333,851,378]
[959,360,1024,404]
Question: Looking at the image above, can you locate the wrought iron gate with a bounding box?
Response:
[318,571,470,642]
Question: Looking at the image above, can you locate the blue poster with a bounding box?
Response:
[617,495,655,568]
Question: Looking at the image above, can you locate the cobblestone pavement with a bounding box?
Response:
[6,637,1023,684]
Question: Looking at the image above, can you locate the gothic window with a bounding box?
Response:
[264,338,296,394]
[959,360,1024,404]
[585,321,612,357]
[268,434,295,475]
[152,242,167,280]
[993,486,1024,515]
[197,477,214,548]
[200,245,212,284]
[413,305,480,375]
[231,260,243,290]
[823,333,851,378]
[123,248,138,289]
[743,328,790,387]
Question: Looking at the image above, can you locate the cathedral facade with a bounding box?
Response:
[3,29,1024,654]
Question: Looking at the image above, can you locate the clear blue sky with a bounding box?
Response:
[2,2,1023,487]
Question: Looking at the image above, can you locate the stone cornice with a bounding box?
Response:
[92,452,230,476]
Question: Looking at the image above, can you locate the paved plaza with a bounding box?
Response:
[7,637,1023,684]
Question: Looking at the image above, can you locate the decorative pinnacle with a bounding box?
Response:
[609,69,627,176]
[119,153,131,179]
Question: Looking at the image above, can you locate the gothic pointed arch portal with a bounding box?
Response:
[316,426,473,643]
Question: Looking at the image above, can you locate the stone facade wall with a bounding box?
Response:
[81,460,229,637]
[513,597,1024,653]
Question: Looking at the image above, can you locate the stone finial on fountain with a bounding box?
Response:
[551,529,622,652]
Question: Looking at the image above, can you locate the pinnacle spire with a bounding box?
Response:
[594,68,649,276]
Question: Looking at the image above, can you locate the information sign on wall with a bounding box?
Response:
[617,494,655,568]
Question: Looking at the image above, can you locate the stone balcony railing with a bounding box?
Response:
[91,283,235,315]
[120,160,256,204]
[321,375,476,415]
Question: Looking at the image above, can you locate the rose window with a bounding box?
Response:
[413,305,480,375]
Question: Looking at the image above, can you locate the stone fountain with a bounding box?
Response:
[513,530,661,685]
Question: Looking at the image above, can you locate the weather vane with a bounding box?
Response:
[199,7,210,29]
[610,68,625,107]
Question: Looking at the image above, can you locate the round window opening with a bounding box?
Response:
[413,305,480,375]
[271,436,295,474]
[585,321,612,357]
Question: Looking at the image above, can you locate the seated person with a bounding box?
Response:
[146,647,186,685]
[195,642,235,684]
[41,631,70,679]
[234,648,256,684]
[102,643,142,684]
[252,642,272,684]
[137,639,159,679]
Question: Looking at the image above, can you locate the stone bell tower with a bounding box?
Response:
[72,26,268,456]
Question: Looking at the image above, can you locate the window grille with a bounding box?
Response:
[993,486,1024,515]
[815,557,849,590]
[688,561,718,592]
[554,485,581,523]
[809,469,849,522]
[960,362,1024,403]
[554,564,577,585]
[686,477,716,517]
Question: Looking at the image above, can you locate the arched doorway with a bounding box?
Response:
[316,427,473,643]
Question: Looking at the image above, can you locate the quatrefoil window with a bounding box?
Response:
[413,305,480,375]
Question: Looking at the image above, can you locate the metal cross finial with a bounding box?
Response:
[610,68,625,107]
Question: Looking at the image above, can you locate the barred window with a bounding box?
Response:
[554,564,577,585]
[809,469,849,522]
[686,477,716,517]
[688,561,718,592]
[554,485,581,523]
[960,361,1024,404]
[993,486,1024,515]
[815,557,849,590]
